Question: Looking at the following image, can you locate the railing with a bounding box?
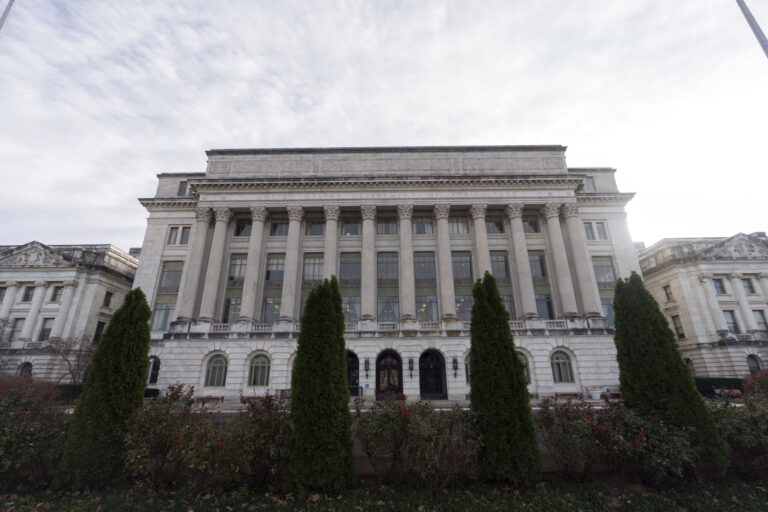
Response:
[415,277,437,285]
[264,279,283,288]
[378,322,398,331]
[377,279,399,287]
[227,278,244,288]
[345,322,358,332]
[24,342,42,349]
[495,277,512,285]
[340,278,361,286]
[545,320,567,329]
[420,321,441,330]
[157,286,180,294]
[509,320,525,329]
[253,323,273,332]
[532,276,549,285]
[735,333,754,342]
[462,321,472,330]
[597,280,616,290]
[302,279,321,288]
[211,324,230,333]
[453,277,474,285]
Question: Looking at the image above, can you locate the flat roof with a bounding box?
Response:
[206,145,567,156]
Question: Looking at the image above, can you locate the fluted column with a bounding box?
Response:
[279,206,304,323]
[398,205,416,320]
[177,207,212,320]
[49,280,77,340]
[435,204,457,319]
[699,273,729,334]
[198,207,233,321]
[360,205,377,321]
[19,282,48,341]
[470,204,492,276]
[506,205,538,318]
[542,203,578,317]
[730,273,759,332]
[323,206,340,279]
[562,203,603,317]
[0,281,20,320]
[238,206,268,322]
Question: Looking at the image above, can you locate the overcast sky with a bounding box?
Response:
[1,0,766,253]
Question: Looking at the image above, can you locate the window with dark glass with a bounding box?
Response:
[485,216,504,234]
[234,218,252,237]
[377,296,399,322]
[592,257,616,289]
[712,278,726,295]
[377,217,397,235]
[522,217,540,233]
[412,217,434,235]
[19,363,32,377]
[529,253,548,284]
[177,181,187,196]
[452,252,473,284]
[38,318,54,342]
[249,355,270,386]
[205,355,228,387]
[416,296,438,323]
[339,253,361,284]
[10,318,24,342]
[414,252,436,284]
[265,254,285,285]
[152,300,174,331]
[748,355,761,375]
[228,255,247,286]
[0,287,5,302]
[490,252,510,281]
[270,218,289,236]
[223,297,241,324]
[502,295,515,318]
[743,278,756,294]
[671,315,685,339]
[584,176,596,192]
[342,296,360,322]
[341,217,361,236]
[455,295,474,321]
[147,357,161,384]
[723,310,740,334]
[517,351,531,383]
[305,218,325,236]
[51,286,64,303]
[536,294,554,320]
[663,285,674,301]
[601,297,614,326]
[377,253,398,287]
[103,291,113,308]
[262,298,281,323]
[449,217,469,235]
[167,226,191,245]
[158,261,183,293]
[93,321,106,343]
[22,287,34,302]
[551,351,574,383]
[303,253,323,285]
[754,310,768,330]
[584,222,595,241]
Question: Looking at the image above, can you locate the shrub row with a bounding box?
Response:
[694,378,744,398]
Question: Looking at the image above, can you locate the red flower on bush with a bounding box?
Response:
[220,436,225,442]
[604,427,610,434]
[631,439,637,447]
[219,444,224,450]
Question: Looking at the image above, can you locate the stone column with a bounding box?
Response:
[360,205,377,321]
[699,273,729,335]
[730,273,759,332]
[758,273,768,301]
[278,206,304,323]
[542,203,578,317]
[177,207,212,320]
[562,203,603,317]
[0,281,20,320]
[435,204,457,319]
[506,205,538,318]
[398,205,416,320]
[323,206,340,279]
[198,207,233,321]
[470,204,492,276]
[49,281,77,340]
[238,206,268,323]
[19,282,48,341]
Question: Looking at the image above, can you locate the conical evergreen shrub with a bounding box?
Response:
[54,288,151,489]
[287,276,353,492]
[613,272,727,471]
[470,272,539,482]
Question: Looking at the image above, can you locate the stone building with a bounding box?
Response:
[134,145,640,401]
[0,242,138,381]
[639,232,768,379]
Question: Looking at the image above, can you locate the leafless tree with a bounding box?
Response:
[51,336,96,383]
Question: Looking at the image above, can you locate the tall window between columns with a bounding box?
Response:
[223,254,246,323]
[377,252,399,322]
[414,251,438,323]
[340,253,361,322]
[491,251,515,318]
[592,256,617,325]
[452,251,474,321]
[261,254,284,323]
[300,253,324,318]
[377,216,397,235]
[152,261,182,330]
[529,251,553,319]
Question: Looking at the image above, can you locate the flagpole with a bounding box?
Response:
[0,0,16,38]
[736,0,768,60]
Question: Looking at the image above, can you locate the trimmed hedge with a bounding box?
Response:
[695,378,744,398]
[55,384,84,404]
[143,388,160,398]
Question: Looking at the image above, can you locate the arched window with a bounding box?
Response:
[248,354,270,386]
[205,355,228,387]
[684,358,695,377]
[517,351,531,384]
[550,351,574,384]
[19,362,32,377]
[147,356,161,385]
[747,355,761,375]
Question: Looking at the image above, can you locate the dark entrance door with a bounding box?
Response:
[419,350,447,400]
[376,350,403,398]
[346,351,360,396]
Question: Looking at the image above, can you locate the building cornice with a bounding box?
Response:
[206,145,568,156]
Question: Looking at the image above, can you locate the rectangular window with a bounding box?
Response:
[262,298,281,324]
[414,252,436,284]
[663,285,674,301]
[452,252,473,284]
[712,278,726,295]
[38,318,54,342]
[167,227,179,245]
[490,252,510,281]
[601,297,614,326]
[592,257,616,289]
[449,216,469,235]
[167,226,190,245]
[584,222,595,241]
[270,218,289,236]
[22,287,35,302]
[158,262,183,293]
[10,318,24,342]
[177,181,187,196]
[584,221,608,240]
[455,295,474,321]
[583,176,596,192]
[412,217,434,235]
[377,253,399,287]
[529,253,548,284]
[180,226,191,244]
[341,217,361,236]
[754,310,768,331]
[339,253,361,285]
[485,216,504,234]
[502,295,515,318]
[303,253,324,284]
[0,287,5,302]
[51,286,64,303]
[265,254,285,285]
[93,321,106,343]
[305,219,325,236]
[522,217,540,234]
[235,218,252,237]
[223,297,241,324]
[341,296,360,322]
[416,296,438,322]
[377,217,397,235]
[228,254,247,286]
[743,278,756,294]
[103,291,113,308]
[536,294,554,320]
[151,302,174,331]
[595,222,608,240]
[723,310,740,334]
[377,296,399,322]
[672,315,685,339]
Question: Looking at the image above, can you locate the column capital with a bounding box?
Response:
[324,205,340,221]
[194,207,212,222]
[434,204,450,220]
[470,204,487,220]
[287,206,304,222]
[758,273,768,280]
[5,281,21,288]
[250,206,268,223]
[62,280,78,288]
[699,272,714,281]
[212,207,232,223]
[33,281,48,288]
[360,205,376,220]
[542,203,561,219]
[562,203,580,218]
[506,203,524,219]
[729,272,743,280]
[397,204,413,220]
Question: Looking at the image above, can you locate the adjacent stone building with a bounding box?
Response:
[0,242,138,381]
[639,232,768,379]
[134,145,640,401]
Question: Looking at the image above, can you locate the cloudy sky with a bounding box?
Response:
[1,0,766,252]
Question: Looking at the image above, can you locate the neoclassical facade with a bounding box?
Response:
[639,232,768,378]
[0,242,138,381]
[134,146,640,401]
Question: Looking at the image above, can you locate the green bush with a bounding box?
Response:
[143,388,160,398]
[54,383,84,404]
[694,378,744,398]
[354,396,479,487]
[712,395,768,475]
[743,371,768,397]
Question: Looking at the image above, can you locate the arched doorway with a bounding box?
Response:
[376,350,402,398]
[419,350,447,400]
[346,351,360,396]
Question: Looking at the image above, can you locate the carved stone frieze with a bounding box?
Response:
[434,204,450,220]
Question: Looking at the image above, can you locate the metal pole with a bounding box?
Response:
[736,0,768,60]
[0,0,16,38]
